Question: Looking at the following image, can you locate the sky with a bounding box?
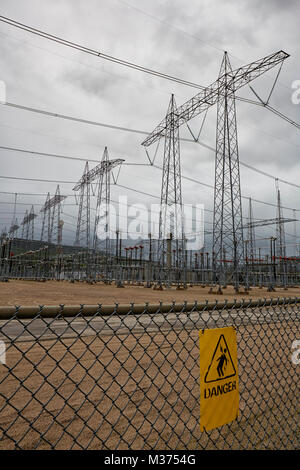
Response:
[0,0,299,254]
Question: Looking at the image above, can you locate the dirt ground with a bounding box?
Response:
[0,320,298,449]
[0,280,298,449]
[0,280,300,306]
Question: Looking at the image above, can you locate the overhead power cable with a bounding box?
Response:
[0,15,206,90]
[1,16,299,140]
[1,106,300,190]
[0,172,298,213]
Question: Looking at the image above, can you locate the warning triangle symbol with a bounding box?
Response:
[204,334,236,383]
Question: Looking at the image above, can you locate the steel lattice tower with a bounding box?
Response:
[276,182,286,258]
[9,193,19,239]
[74,153,124,251]
[92,148,124,252]
[41,186,66,245]
[74,162,91,249]
[212,51,244,289]
[21,205,36,241]
[247,197,256,262]
[93,147,111,253]
[158,94,185,264]
[50,185,65,246]
[40,192,51,243]
[142,49,289,275]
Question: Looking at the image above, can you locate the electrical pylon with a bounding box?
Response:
[276,180,286,258]
[1,227,7,242]
[158,94,185,265]
[142,49,288,276]
[21,205,36,241]
[247,197,256,262]
[93,147,111,253]
[74,162,91,248]
[41,186,66,245]
[74,153,124,250]
[212,51,244,290]
[9,193,19,239]
[40,192,51,243]
[50,185,65,246]
[93,147,124,252]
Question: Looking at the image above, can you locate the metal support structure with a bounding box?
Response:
[247,197,256,263]
[142,49,289,287]
[41,186,66,245]
[74,151,124,250]
[50,185,65,246]
[9,193,19,239]
[93,147,110,253]
[74,162,91,249]
[158,94,185,265]
[276,180,286,259]
[40,193,51,243]
[212,51,244,291]
[21,205,37,241]
[142,51,289,147]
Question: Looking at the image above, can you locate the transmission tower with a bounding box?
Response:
[276,180,286,258]
[74,162,91,248]
[21,206,37,241]
[293,209,299,256]
[50,185,66,245]
[9,193,19,239]
[93,147,124,252]
[1,227,7,242]
[212,52,244,290]
[74,154,124,250]
[142,49,289,278]
[40,186,66,245]
[40,192,51,243]
[157,94,185,265]
[247,197,256,262]
[93,147,109,252]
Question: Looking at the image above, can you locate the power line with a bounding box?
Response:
[0,144,151,167]
[1,15,299,141]
[117,0,295,95]
[115,0,225,55]
[0,174,77,184]
[1,14,297,116]
[0,15,206,90]
[2,101,300,190]
[0,153,299,212]
[0,144,96,164]
[2,101,150,137]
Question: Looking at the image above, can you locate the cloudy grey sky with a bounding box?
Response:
[0,0,299,253]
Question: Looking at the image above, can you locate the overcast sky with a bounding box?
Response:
[0,0,299,254]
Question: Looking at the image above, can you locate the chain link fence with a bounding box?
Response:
[0,297,299,450]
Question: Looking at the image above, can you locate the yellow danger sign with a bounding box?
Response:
[199,326,239,432]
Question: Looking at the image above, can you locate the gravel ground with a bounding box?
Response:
[0,310,298,450]
[0,280,299,306]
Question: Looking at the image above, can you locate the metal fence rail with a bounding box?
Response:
[0,297,299,450]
